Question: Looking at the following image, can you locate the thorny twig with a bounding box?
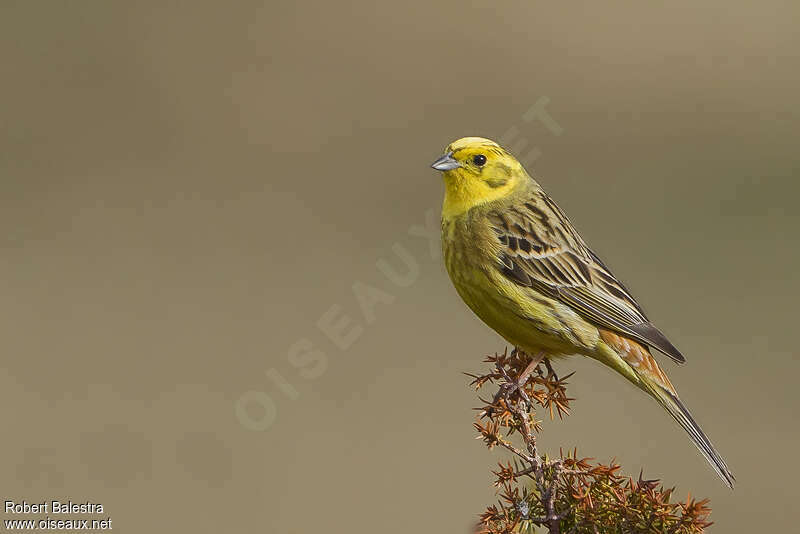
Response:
[470,348,713,534]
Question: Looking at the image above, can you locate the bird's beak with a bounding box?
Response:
[430,152,460,171]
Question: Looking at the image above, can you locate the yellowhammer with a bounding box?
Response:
[431,136,734,488]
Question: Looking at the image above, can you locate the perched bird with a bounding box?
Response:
[431,137,734,488]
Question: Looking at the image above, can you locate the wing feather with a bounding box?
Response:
[488,192,686,364]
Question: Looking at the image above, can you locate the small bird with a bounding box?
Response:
[432,137,734,488]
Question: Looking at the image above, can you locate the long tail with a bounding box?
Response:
[648,383,735,489]
[598,330,735,488]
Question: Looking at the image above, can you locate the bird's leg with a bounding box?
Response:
[487,349,546,415]
[543,357,559,382]
[517,351,546,386]
[514,351,546,409]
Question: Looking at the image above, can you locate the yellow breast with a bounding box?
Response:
[441,214,597,356]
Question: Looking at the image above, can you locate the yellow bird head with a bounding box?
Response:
[431,137,529,219]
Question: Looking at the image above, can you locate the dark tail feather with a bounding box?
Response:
[656,387,735,489]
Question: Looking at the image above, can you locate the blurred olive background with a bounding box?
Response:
[1,1,798,532]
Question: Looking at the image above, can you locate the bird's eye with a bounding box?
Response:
[472,154,487,166]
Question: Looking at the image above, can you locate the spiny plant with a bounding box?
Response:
[468,348,712,534]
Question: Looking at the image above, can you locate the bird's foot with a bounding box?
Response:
[487,349,546,414]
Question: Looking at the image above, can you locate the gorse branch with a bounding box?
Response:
[469,348,713,534]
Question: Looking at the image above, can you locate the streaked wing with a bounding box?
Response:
[488,191,685,364]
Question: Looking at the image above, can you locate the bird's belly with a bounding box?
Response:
[447,262,598,357]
